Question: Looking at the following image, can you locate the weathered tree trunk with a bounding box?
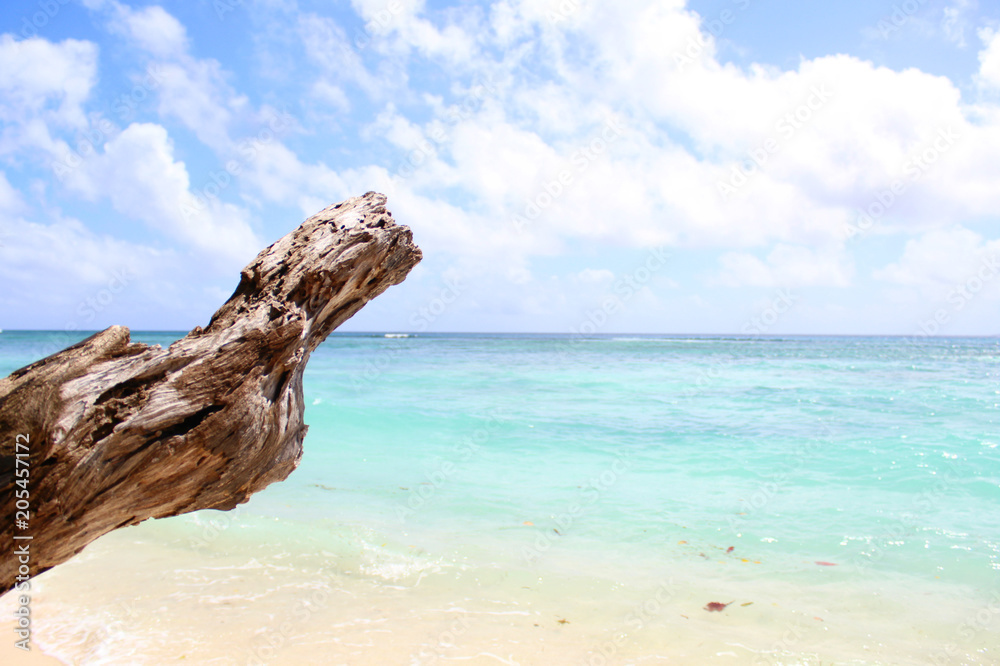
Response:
[0,192,421,595]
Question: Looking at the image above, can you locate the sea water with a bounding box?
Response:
[1,331,998,665]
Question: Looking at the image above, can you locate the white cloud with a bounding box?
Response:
[716,245,853,288]
[874,227,1000,291]
[61,122,261,266]
[977,27,1000,90]
[311,80,351,112]
[440,114,561,209]
[0,203,179,331]
[575,268,615,284]
[307,1,1000,265]
[152,60,244,152]
[169,0,1000,347]
[298,13,393,100]
[0,171,24,214]
[942,0,975,47]
[0,213,157,289]
[12,0,998,333]
[0,202,253,330]
[84,1,248,153]
[238,138,351,213]
[350,0,477,64]
[872,227,1000,334]
[0,35,98,133]
[0,30,263,273]
[108,3,189,59]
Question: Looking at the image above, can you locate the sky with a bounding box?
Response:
[1,0,999,336]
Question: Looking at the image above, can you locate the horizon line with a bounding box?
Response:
[1,329,997,339]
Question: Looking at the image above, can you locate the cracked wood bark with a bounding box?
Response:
[0,192,421,595]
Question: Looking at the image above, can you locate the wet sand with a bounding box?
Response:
[0,621,63,665]
[0,515,995,665]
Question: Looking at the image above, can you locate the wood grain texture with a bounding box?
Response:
[0,192,421,595]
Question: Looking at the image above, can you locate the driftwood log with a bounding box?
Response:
[0,192,421,595]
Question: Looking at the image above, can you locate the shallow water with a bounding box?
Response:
[2,331,998,664]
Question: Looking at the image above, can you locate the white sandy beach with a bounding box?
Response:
[1,621,63,665]
[1,512,996,665]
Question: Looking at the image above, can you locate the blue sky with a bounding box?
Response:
[1,0,999,335]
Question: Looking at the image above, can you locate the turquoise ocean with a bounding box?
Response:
[1,330,998,665]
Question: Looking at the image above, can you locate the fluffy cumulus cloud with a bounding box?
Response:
[0,191,177,332]
[875,227,1000,292]
[0,171,23,214]
[2,0,999,333]
[108,2,188,59]
[59,122,261,264]
[1,213,154,294]
[225,0,1000,331]
[298,12,401,101]
[149,59,245,152]
[872,226,1000,333]
[0,34,98,156]
[350,0,478,63]
[90,0,249,152]
[363,4,995,278]
[0,15,272,333]
[716,245,853,288]
[943,0,976,47]
[978,27,1000,90]
[287,1,998,258]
